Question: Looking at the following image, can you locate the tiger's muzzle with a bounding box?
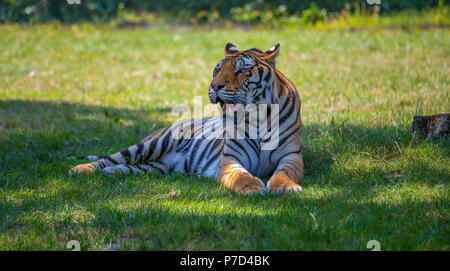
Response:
[209,85,229,112]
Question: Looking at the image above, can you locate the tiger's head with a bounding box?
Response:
[209,43,281,112]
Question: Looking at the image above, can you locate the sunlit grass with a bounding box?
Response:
[0,24,448,250]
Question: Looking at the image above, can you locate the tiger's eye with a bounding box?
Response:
[240,68,245,73]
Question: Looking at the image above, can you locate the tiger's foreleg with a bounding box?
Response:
[216,154,266,196]
[267,151,304,194]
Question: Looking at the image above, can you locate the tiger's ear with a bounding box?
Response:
[264,43,280,68]
[225,43,239,56]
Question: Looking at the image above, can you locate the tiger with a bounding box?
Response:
[70,43,304,195]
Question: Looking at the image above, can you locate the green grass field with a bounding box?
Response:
[0,24,448,250]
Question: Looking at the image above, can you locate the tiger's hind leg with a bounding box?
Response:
[101,162,169,176]
[102,164,156,175]
[70,127,172,175]
[69,150,134,175]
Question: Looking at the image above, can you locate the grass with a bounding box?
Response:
[0,23,449,250]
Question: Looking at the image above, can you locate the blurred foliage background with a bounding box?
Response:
[1,0,449,26]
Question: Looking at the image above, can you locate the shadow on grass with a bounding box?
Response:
[1,179,447,250]
[0,99,448,250]
[0,99,170,185]
[0,99,170,137]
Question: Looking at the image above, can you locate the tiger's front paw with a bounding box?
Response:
[268,172,302,194]
[69,163,96,175]
[234,175,266,196]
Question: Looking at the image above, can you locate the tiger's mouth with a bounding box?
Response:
[215,97,243,113]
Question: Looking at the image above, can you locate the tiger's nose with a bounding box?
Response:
[210,83,225,91]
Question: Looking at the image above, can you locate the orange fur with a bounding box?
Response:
[70,163,96,174]
[217,163,265,195]
[211,60,247,92]
[268,171,302,194]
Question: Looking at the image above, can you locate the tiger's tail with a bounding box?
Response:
[69,127,173,175]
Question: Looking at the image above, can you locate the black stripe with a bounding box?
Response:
[278,93,291,115]
[279,95,296,123]
[278,118,299,139]
[278,125,300,148]
[150,163,166,174]
[98,161,106,168]
[257,67,264,82]
[185,139,203,172]
[192,139,215,173]
[135,164,147,172]
[264,69,272,82]
[260,87,267,101]
[122,165,133,173]
[105,156,119,165]
[231,140,252,168]
[184,159,189,173]
[144,139,159,162]
[274,149,301,167]
[161,132,172,153]
[179,139,195,155]
[269,126,300,161]
[223,153,243,164]
[247,139,259,156]
[204,144,222,173]
[276,72,295,92]
[120,149,132,163]
[135,143,144,163]
[226,143,241,156]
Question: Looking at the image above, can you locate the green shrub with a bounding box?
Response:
[300,3,328,25]
[0,0,122,23]
[230,1,290,25]
[0,0,446,23]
